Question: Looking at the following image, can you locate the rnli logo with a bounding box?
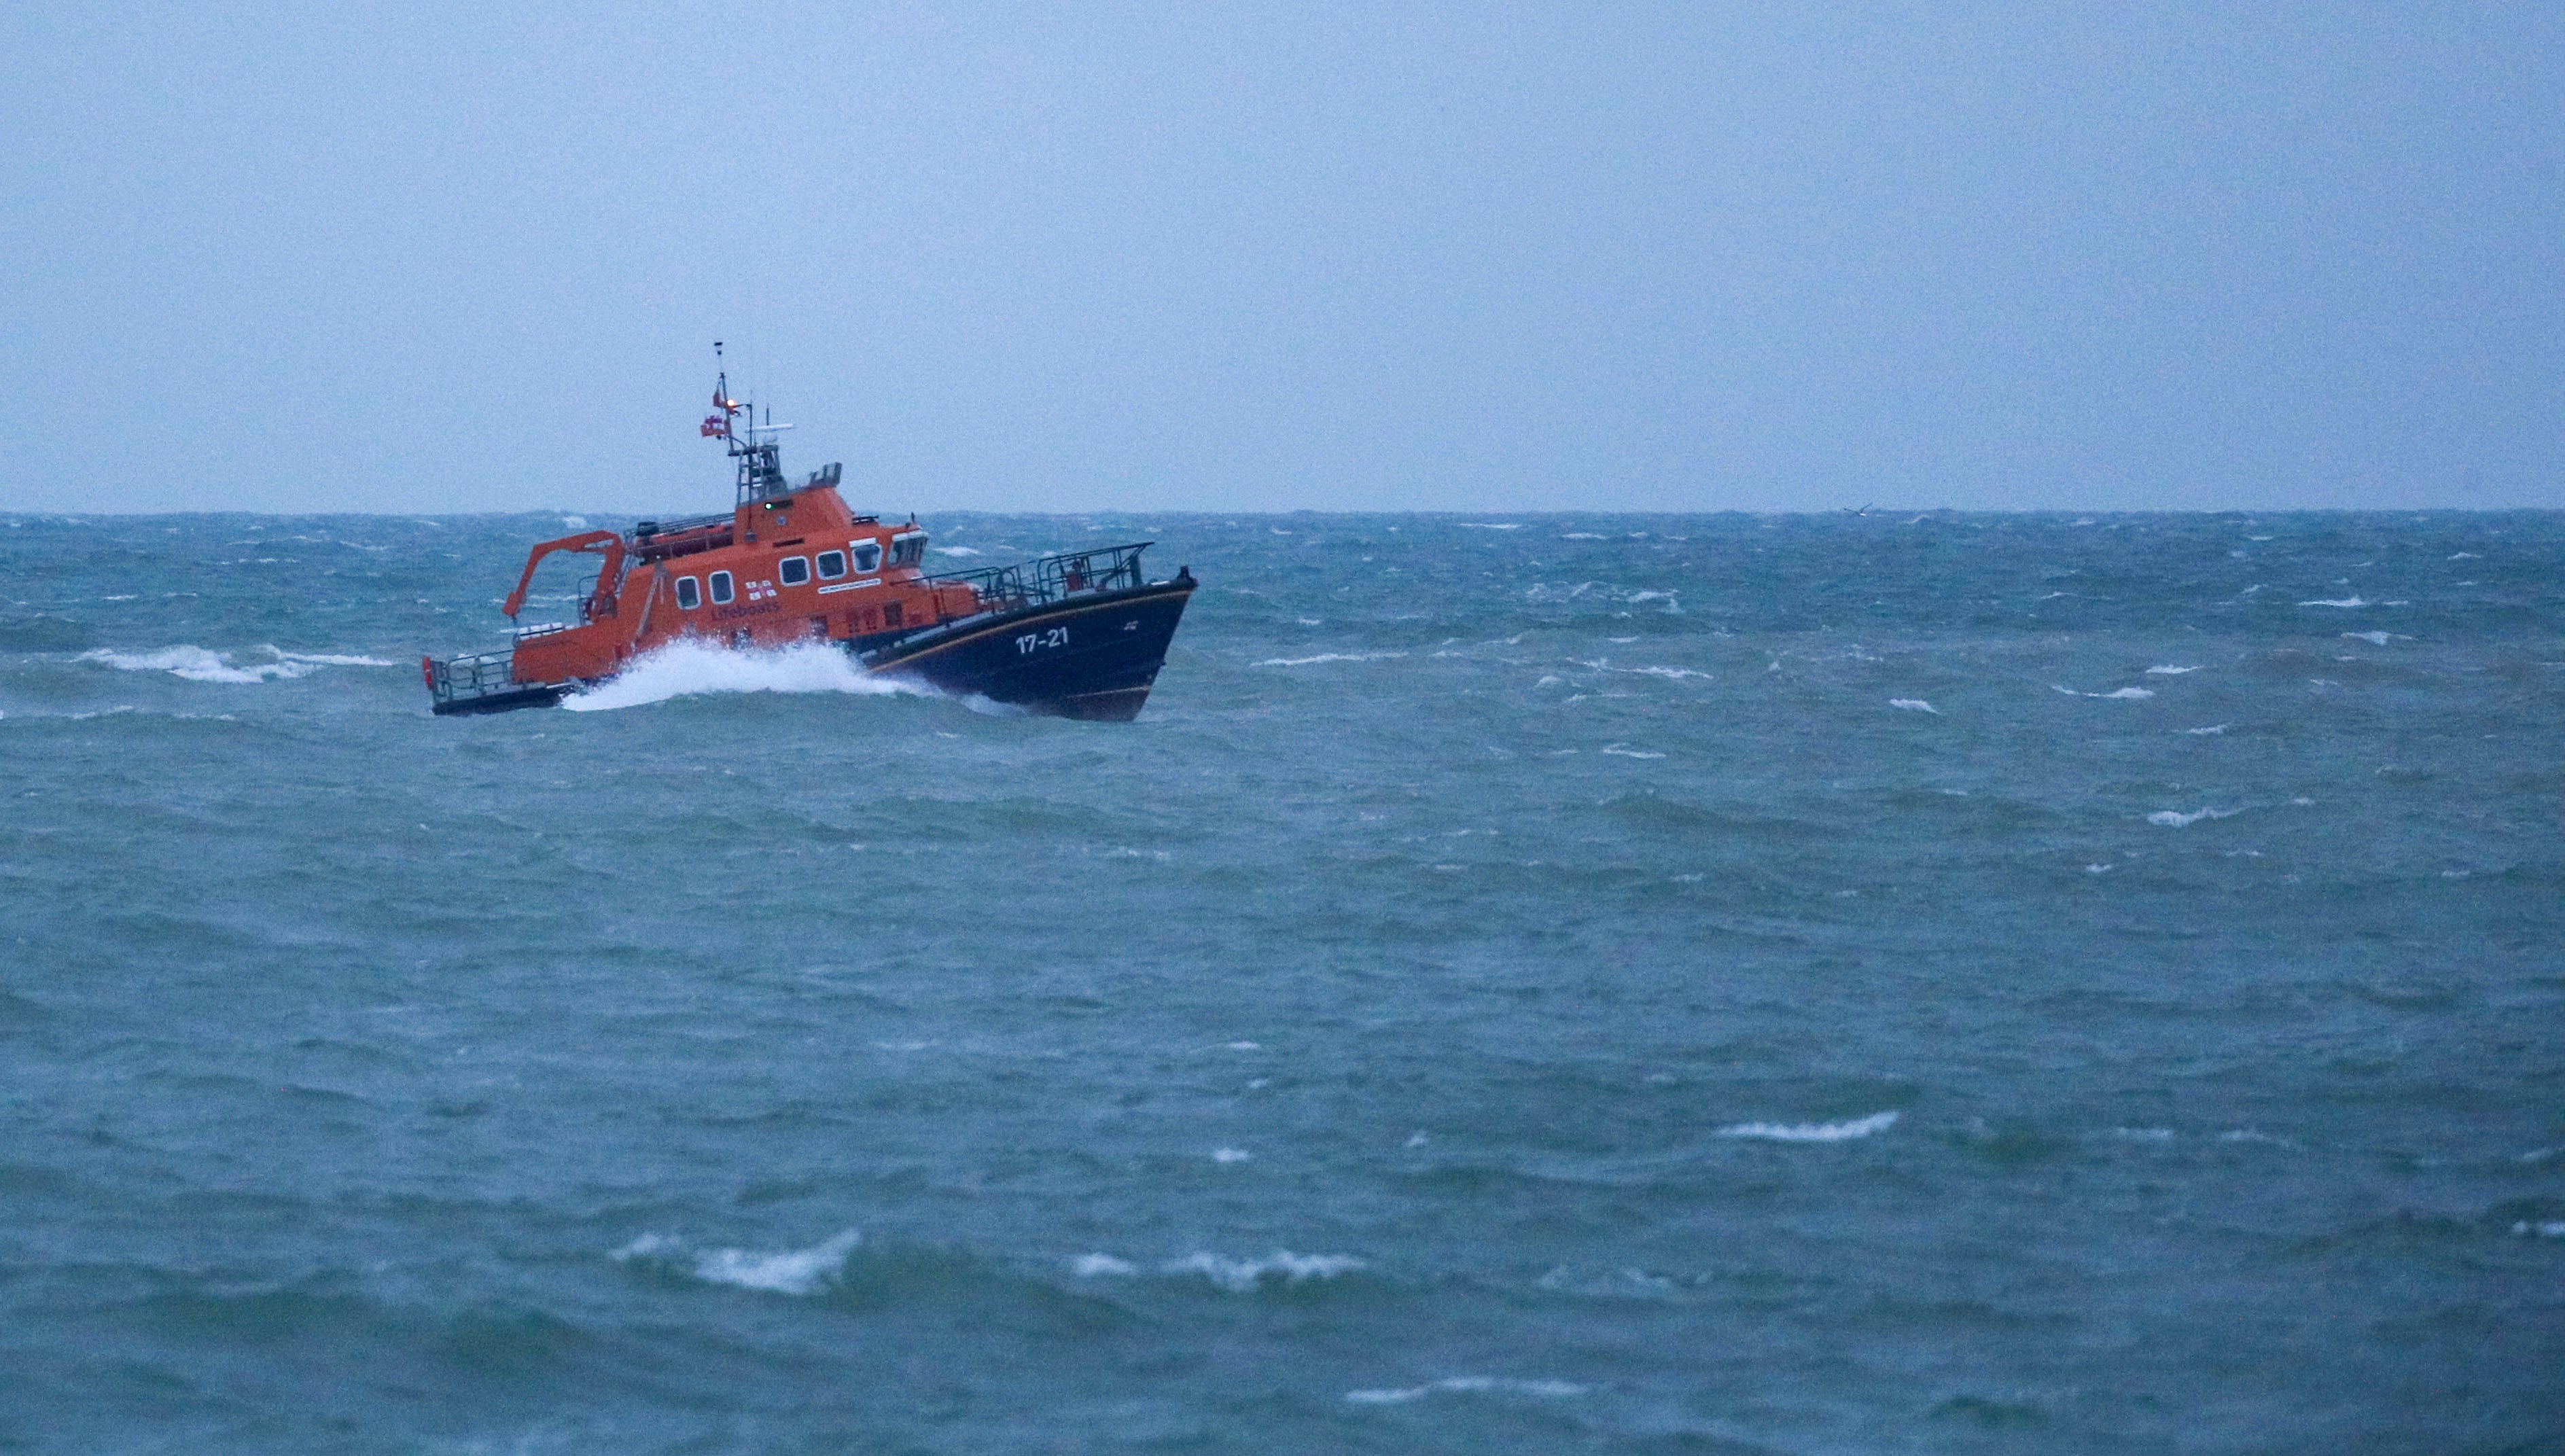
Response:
[745,580,778,602]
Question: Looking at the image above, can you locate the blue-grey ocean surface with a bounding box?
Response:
[3,509,2561,1455]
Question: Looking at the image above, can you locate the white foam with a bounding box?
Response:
[1459,522,1521,530]
[1599,744,1665,759]
[1563,532,1606,539]
[1253,652,1407,667]
[2341,631,2396,645]
[2052,684,2153,699]
[2182,724,2232,735]
[561,641,922,711]
[1889,698,1937,713]
[281,652,397,667]
[2148,806,2239,827]
[79,646,322,683]
[1072,1253,1138,1277]
[2448,551,2479,560]
[2299,597,2367,607]
[2145,664,2200,675]
[1163,1250,1365,1292]
[613,1228,862,1295]
[1346,1377,1589,1406]
[1716,1109,1899,1142]
[1212,1148,1252,1163]
[1629,665,1710,680]
[2512,1221,2565,1239]
[936,546,982,556]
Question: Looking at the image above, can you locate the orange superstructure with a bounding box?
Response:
[425,358,1195,718]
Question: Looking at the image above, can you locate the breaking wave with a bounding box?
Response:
[1254,652,1407,667]
[2148,806,2240,827]
[561,641,926,711]
[1716,1110,1900,1142]
[1072,1249,1367,1292]
[77,646,396,683]
[613,1230,862,1295]
[1346,1376,1589,1405]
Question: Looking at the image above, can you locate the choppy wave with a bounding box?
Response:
[613,1230,862,1295]
[1716,1110,1900,1142]
[76,646,393,683]
[561,641,925,711]
[1254,652,1407,667]
[2148,806,2240,828]
[1346,1376,1589,1405]
[1073,1250,1367,1292]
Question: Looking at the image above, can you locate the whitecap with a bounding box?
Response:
[1889,698,1937,713]
[2051,684,2153,699]
[2148,806,2239,828]
[2512,1221,2565,1239]
[1211,1148,1252,1163]
[936,546,983,556]
[1253,652,1407,667]
[561,641,923,711]
[1629,666,1710,681]
[1562,532,1606,539]
[2298,597,2367,607]
[1163,1251,1364,1292]
[2341,631,2396,645]
[1459,522,1521,530]
[281,652,397,667]
[1716,1109,1899,1142]
[1347,1377,1589,1406]
[1072,1253,1137,1277]
[2448,551,2479,560]
[614,1229,862,1296]
[2182,724,2232,735]
[2144,665,2199,675]
[79,646,321,683]
[1599,744,1665,759]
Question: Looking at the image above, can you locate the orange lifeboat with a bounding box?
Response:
[425,363,1195,720]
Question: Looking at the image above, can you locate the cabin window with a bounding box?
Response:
[816,550,847,580]
[779,556,811,586]
[675,575,701,610]
[709,570,735,605]
[890,531,927,567]
[850,539,881,574]
[884,600,902,627]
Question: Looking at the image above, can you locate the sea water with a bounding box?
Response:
[2,510,2560,1453]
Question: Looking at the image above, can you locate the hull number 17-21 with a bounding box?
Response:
[1016,626,1070,654]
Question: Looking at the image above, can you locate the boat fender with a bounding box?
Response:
[421,654,435,691]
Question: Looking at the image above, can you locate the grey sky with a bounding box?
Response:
[3,3,2557,514]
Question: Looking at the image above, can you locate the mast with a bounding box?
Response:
[701,340,794,505]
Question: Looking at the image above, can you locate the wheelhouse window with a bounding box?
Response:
[889,531,927,567]
[850,539,881,574]
[779,556,811,586]
[815,550,847,580]
[709,570,735,605]
[674,575,701,610]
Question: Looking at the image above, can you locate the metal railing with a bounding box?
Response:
[927,542,1150,619]
[427,648,519,707]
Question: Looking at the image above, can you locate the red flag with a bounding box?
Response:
[701,414,727,437]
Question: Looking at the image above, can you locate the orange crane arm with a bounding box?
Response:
[501,530,626,619]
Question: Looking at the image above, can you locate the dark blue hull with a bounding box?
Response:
[856,575,1196,721]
